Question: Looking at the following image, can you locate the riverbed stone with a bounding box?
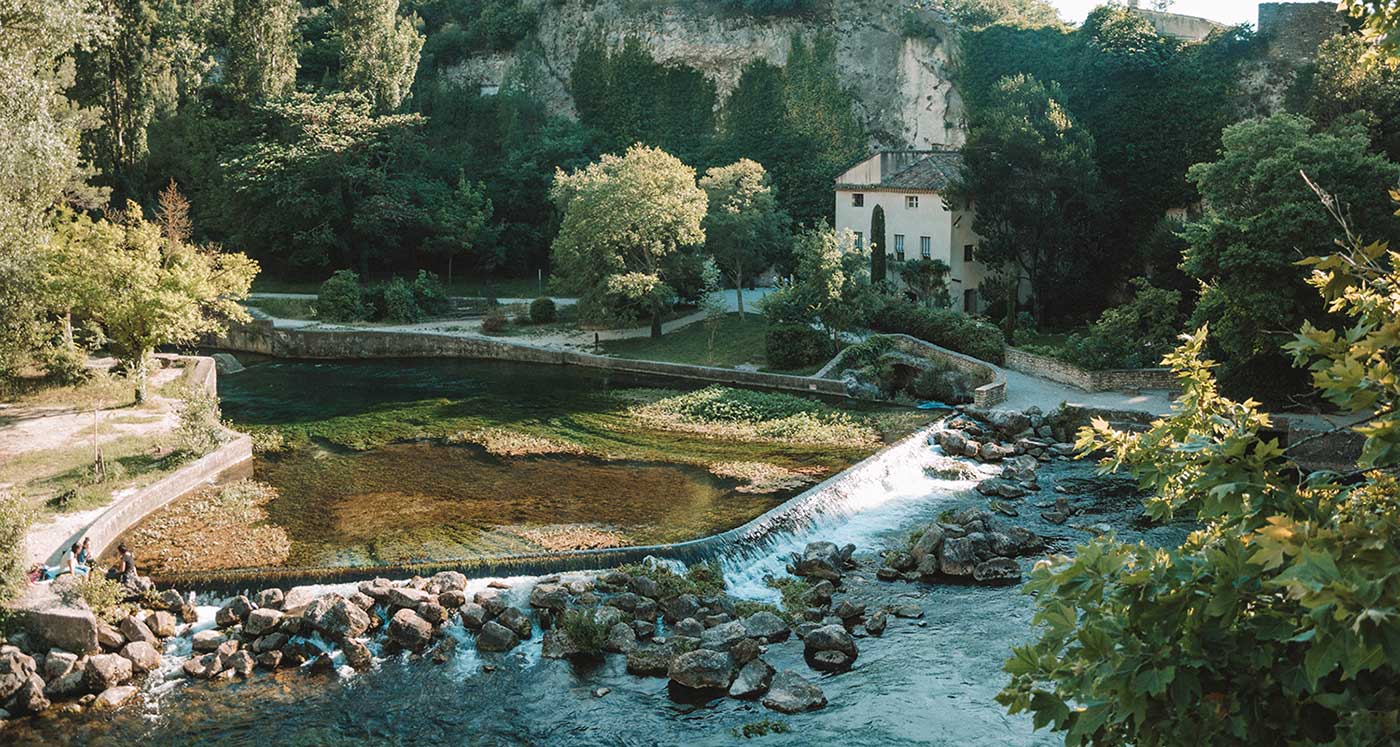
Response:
[144,610,177,639]
[386,587,432,610]
[307,595,371,640]
[792,541,843,582]
[388,609,434,651]
[973,558,1022,585]
[215,596,255,628]
[662,594,700,622]
[43,649,78,681]
[244,608,284,637]
[6,673,49,715]
[84,654,132,691]
[459,602,488,629]
[348,592,376,611]
[475,621,519,652]
[0,650,37,704]
[182,654,216,680]
[45,670,85,699]
[96,622,125,651]
[427,636,457,664]
[254,588,284,610]
[541,629,581,659]
[529,584,568,611]
[600,623,636,654]
[251,633,288,653]
[740,611,790,643]
[474,591,508,617]
[191,632,224,654]
[119,641,161,673]
[343,639,374,671]
[438,590,467,608]
[866,610,888,636]
[833,600,865,621]
[593,606,626,628]
[427,571,468,594]
[33,608,100,656]
[357,578,394,602]
[255,651,283,670]
[804,580,836,607]
[416,601,448,625]
[227,651,256,678]
[629,575,662,600]
[699,620,748,652]
[803,625,857,671]
[939,536,981,576]
[92,685,138,710]
[495,607,532,640]
[632,620,656,639]
[674,617,704,638]
[761,670,827,714]
[667,649,733,690]
[728,658,774,699]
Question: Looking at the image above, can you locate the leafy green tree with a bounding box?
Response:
[951,73,1103,324]
[221,91,427,272]
[870,204,887,285]
[1304,33,1400,162]
[334,0,424,112]
[941,0,1063,30]
[1342,0,1400,56]
[699,159,788,318]
[224,0,300,105]
[84,189,258,401]
[1001,190,1400,746]
[767,226,872,343]
[1050,277,1184,370]
[76,0,158,200]
[899,258,951,309]
[549,144,708,338]
[428,172,493,287]
[1183,114,1400,398]
[0,0,112,378]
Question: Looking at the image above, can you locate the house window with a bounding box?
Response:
[854,232,864,250]
[905,195,919,209]
[893,234,905,261]
[964,288,979,314]
[963,244,975,263]
[920,236,932,259]
[852,193,865,207]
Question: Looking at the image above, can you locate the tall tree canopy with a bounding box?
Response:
[550,144,708,337]
[334,0,424,112]
[1183,113,1400,399]
[224,0,300,105]
[951,73,1103,324]
[699,158,788,317]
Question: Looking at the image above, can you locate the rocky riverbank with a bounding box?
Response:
[0,405,1146,733]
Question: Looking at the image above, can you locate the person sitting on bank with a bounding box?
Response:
[106,543,139,586]
[64,543,89,578]
[77,537,92,566]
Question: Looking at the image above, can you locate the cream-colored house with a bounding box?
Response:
[834,150,990,313]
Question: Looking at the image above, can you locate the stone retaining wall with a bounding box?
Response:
[148,422,940,591]
[1004,347,1178,393]
[815,333,1007,408]
[217,320,849,398]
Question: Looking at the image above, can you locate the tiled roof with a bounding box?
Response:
[882,151,962,191]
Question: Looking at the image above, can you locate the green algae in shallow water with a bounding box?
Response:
[191,357,922,570]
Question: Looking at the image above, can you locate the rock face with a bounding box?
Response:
[762,670,827,713]
[32,608,100,656]
[442,0,964,151]
[667,649,733,690]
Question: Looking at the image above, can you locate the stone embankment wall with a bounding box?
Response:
[815,333,1006,408]
[218,319,850,398]
[1004,348,1178,394]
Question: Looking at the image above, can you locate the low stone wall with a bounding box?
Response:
[815,333,1006,408]
[216,320,849,398]
[148,422,940,591]
[1004,347,1178,393]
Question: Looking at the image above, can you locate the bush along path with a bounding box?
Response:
[0,405,1130,729]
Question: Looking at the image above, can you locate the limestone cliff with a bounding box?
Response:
[443,0,965,149]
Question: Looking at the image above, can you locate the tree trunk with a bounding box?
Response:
[651,309,663,339]
[447,254,454,290]
[735,266,745,319]
[63,311,74,350]
[133,351,149,404]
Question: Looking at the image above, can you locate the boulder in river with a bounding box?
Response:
[667,649,733,690]
[215,596,255,628]
[761,670,827,714]
[495,607,532,640]
[0,649,38,703]
[388,609,434,651]
[475,621,519,653]
[791,542,844,582]
[91,685,139,710]
[244,608,284,637]
[119,641,161,673]
[84,654,133,692]
[973,558,1022,585]
[728,658,774,699]
[740,611,790,643]
[803,625,857,671]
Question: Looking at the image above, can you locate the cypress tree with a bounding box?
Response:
[870,204,887,284]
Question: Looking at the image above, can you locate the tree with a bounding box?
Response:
[549,144,708,338]
[221,92,427,272]
[699,159,788,318]
[1000,187,1400,746]
[1304,33,1400,163]
[1182,114,1400,399]
[870,204,887,285]
[770,225,872,342]
[224,0,299,105]
[333,0,424,112]
[0,0,112,378]
[77,0,158,200]
[84,190,258,402]
[951,73,1103,324]
[1342,0,1400,57]
[428,173,493,288]
[899,258,951,309]
[941,0,1063,30]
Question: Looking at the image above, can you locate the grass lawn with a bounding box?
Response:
[246,296,317,320]
[1013,328,1082,360]
[602,313,779,370]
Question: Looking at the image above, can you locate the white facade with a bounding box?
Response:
[834,152,990,314]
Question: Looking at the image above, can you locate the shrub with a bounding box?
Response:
[54,574,129,622]
[616,559,727,600]
[560,608,609,655]
[909,364,974,404]
[318,270,366,322]
[0,491,30,603]
[838,335,896,370]
[1054,279,1185,370]
[174,384,225,457]
[412,270,451,316]
[382,276,422,323]
[867,297,1006,364]
[529,297,557,324]
[480,308,508,334]
[41,346,90,386]
[764,323,832,370]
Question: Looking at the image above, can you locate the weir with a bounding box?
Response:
[158,421,989,596]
